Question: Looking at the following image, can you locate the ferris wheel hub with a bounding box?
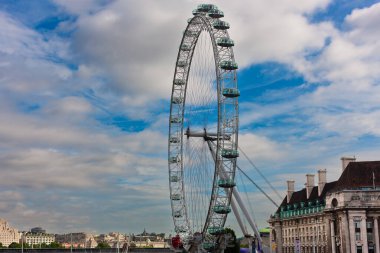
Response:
[184,128,230,141]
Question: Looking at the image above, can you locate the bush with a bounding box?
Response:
[96,242,111,249]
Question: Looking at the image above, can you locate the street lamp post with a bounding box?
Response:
[21,232,24,253]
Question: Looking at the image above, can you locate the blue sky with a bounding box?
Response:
[0,0,380,236]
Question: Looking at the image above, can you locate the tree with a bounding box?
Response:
[96,242,111,249]
[49,242,63,248]
[8,242,20,248]
[0,243,4,248]
[224,228,240,253]
[40,243,49,248]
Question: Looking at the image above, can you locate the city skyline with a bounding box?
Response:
[0,0,380,236]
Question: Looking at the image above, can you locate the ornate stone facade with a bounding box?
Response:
[55,232,98,248]
[0,218,20,247]
[22,232,55,246]
[269,158,380,253]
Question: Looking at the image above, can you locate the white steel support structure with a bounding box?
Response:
[207,140,262,246]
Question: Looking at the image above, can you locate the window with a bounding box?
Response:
[367,220,374,241]
[356,246,362,253]
[351,195,360,200]
[354,220,361,241]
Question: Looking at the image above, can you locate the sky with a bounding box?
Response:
[0,0,380,236]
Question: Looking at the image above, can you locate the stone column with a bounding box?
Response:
[374,217,380,253]
[274,221,283,253]
[361,216,368,253]
[325,216,332,253]
[339,212,351,253]
[349,217,356,253]
[330,220,336,253]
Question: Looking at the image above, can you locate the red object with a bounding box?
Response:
[171,235,183,249]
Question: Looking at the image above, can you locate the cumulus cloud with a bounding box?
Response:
[71,0,191,103]
[1,0,380,235]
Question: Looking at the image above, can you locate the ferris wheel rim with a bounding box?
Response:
[168,5,239,251]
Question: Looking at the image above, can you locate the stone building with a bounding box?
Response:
[55,233,98,248]
[269,158,380,253]
[31,227,46,234]
[0,218,20,247]
[97,232,129,248]
[22,231,55,246]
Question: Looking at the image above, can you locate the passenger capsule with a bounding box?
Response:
[172,97,183,104]
[213,20,230,30]
[170,117,182,124]
[173,211,182,218]
[169,137,180,143]
[177,61,187,67]
[181,44,191,51]
[170,175,180,182]
[222,88,240,97]
[221,149,239,158]
[192,9,201,16]
[203,242,216,251]
[219,60,238,70]
[218,179,236,188]
[208,9,224,18]
[169,156,180,163]
[185,30,198,37]
[197,4,217,12]
[173,79,185,86]
[208,227,225,235]
[217,37,234,47]
[213,205,231,214]
[171,194,181,201]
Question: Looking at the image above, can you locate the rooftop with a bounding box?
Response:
[276,160,380,213]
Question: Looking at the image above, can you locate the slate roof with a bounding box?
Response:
[333,161,380,191]
[275,161,380,213]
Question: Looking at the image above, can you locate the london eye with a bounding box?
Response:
[168,4,239,252]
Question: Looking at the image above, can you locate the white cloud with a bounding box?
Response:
[239,132,288,163]
[71,0,190,103]
[1,0,380,234]
[53,0,106,15]
[345,2,380,44]
[62,0,335,107]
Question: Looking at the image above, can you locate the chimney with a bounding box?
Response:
[318,169,327,196]
[341,156,356,171]
[306,174,315,199]
[287,180,295,203]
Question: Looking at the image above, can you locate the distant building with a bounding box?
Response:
[130,230,167,248]
[55,233,98,248]
[31,227,46,234]
[22,232,54,246]
[259,227,271,249]
[132,229,165,242]
[269,158,380,253]
[97,232,129,248]
[0,218,20,247]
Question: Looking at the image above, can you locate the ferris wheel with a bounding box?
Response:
[168,4,239,252]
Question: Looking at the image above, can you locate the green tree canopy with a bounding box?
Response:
[224,228,240,253]
[49,242,63,248]
[8,242,20,248]
[96,242,111,249]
